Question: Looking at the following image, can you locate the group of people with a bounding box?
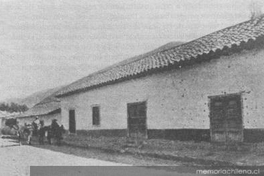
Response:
[25,117,64,145]
[5,116,65,145]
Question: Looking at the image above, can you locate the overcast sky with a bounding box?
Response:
[0,0,262,101]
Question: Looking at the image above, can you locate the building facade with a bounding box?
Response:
[57,16,264,143]
[16,97,62,127]
[18,109,61,127]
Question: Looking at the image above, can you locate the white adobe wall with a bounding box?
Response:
[61,47,264,131]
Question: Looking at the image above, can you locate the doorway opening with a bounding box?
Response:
[209,93,243,143]
[69,109,76,133]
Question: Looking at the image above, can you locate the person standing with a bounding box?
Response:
[38,120,45,145]
[27,116,39,145]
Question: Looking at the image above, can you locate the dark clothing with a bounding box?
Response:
[51,121,59,130]
[38,127,45,137]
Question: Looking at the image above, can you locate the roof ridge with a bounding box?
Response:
[160,16,264,53]
[75,17,260,78]
[60,41,184,88]
[56,16,264,97]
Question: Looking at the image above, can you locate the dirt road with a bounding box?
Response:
[0,138,128,176]
[1,138,238,176]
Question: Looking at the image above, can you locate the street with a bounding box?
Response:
[1,138,261,176]
[0,138,202,176]
[0,138,128,176]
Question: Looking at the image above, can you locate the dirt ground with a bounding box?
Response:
[0,138,203,176]
[0,138,129,176]
[22,134,264,167]
[2,135,264,176]
[29,139,183,166]
[9,133,264,166]
[15,137,264,175]
[61,135,264,166]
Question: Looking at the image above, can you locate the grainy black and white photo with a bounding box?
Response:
[1,0,264,175]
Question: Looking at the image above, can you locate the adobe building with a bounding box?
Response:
[17,96,61,126]
[56,16,264,143]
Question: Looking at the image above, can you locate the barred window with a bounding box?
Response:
[92,106,100,126]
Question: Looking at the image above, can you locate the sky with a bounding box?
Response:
[0,0,262,101]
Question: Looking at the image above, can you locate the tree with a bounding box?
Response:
[0,102,28,113]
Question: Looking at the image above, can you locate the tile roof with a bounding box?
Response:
[56,16,264,97]
[16,101,60,118]
[17,89,62,118]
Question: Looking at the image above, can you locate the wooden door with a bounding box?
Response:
[127,102,147,139]
[69,110,76,133]
[210,95,243,143]
[225,96,243,142]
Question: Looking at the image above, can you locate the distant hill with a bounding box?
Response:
[3,86,64,108]
[3,42,184,108]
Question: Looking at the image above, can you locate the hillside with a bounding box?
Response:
[3,86,64,108]
[3,42,184,108]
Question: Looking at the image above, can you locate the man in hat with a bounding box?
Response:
[27,116,40,145]
[51,119,59,129]
[50,119,60,137]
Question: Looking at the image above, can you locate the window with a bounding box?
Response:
[92,106,100,126]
